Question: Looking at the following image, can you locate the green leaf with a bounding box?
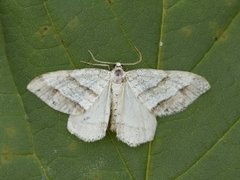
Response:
[1,0,240,179]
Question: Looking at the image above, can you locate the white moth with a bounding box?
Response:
[27,51,210,147]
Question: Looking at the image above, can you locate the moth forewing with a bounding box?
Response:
[67,82,111,142]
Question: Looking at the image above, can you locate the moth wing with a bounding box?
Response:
[27,69,111,115]
[116,83,157,147]
[126,69,210,117]
[67,83,111,142]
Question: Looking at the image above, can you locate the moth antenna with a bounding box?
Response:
[88,50,116,65]
[121,46,142,66]
[80,60,110,70]
[88,46,142,66]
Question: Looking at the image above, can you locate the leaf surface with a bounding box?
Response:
[1,0,240,179]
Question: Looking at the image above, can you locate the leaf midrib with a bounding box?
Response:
[156,0,166,70]
[145,1,166,180]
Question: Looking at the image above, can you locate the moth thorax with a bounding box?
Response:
[114,69,123,77]
[112,68,125,84]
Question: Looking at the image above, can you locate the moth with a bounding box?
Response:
[27,49,210,147]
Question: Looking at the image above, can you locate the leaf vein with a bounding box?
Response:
[174,116,240,179]
[145,1,166,179]
[156,0,166,69]
[108,132,134,180]
[105,1,137,59]
[167,0,182,10]
[145,141,152,180]
[42,0,76,68]
[190,10,240,71]
[1,23,50,179]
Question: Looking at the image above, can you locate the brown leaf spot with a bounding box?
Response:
[215,28,227,42]
[225,0,237,6]
[106,0,113,4]
[36,25,50,38]
[180,25,192,38]
[67,16,79,29]
[5,127,16,138]
[68,142,78,152]
[1,145,11,164]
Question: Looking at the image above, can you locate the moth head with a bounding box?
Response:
[113,62,124,78]
[115,62,122,68]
